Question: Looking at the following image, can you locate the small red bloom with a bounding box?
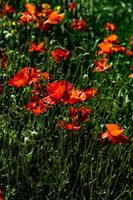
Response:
[29,42,46,52]
[51,48,70,62]
[20,12,36,24]
[46,80,72,103]
[25,96,49,115]
[101,124,128,144]
[45,11,64,24]
[104,22,117,31]
[70,19,87,31]
[7,67,40,88]
[103,34,119,44]
[25,3,36,15]
[93,57,111,72]
[68,2,76,10]
[4,4,15,15]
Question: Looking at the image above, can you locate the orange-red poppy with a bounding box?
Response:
[25,96,49,115]
[41,71,53,81]
[104,22,117,31]
[25,3,36,15]
[51,48,70,62]
[63,89,86,104]
[70,19,87,31]
[29,42,46,52]
[98,42,113,55]
[45,11,64,24]
[4,4,15,15]
[20,12,36,24]
[68,2,76,10]
[101,124,128,144]
[104,34,119,43]
[46,80,72,102]
[7,67,40,88]
[93,57,111,72]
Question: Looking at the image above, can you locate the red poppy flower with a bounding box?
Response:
[25,96,49,115]
[41,71,53,81]
[79,106,92,122]
[51,48,70,62]
[29,42,46,52]
[25,3,36,15]
[93,57,111,72]
[98,42,113,55]
[70,19,87,31]
[7,67,40,88]
[45,11,64,24]
[83,87,97,100]
[104,34,119,44]
[63,89,86,104]
[101,124,128,144]
[68,2,76,10]
[20,12,36,24]
[46,80,72,103]
[104,22,117,31]
[4,4,15,15]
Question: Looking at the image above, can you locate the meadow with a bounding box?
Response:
[0,0,133,199]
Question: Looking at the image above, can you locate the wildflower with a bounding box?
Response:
[20,12,36,24]
[68,2,76,10]
[104,34,119,43]
[45,80,72,103]
[111,45,126,53]
[51,48,70,62]
[104,22,117,31]
[41,71,53,80]
[25,3,36,15]
[98,42,112,55]
[63,89,86,104]
[70,19,87,31]
[7,67,40,88]
[93,57,111,72]
[83,87,97,100]
[101,124,128,144]
[25,96,49,115]
[4,4,15,15]
[29,42,46,52]
[45,11,64,24]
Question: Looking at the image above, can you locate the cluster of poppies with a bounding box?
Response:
[0,3,130,145]
[7,66,96,130]
[93,23,133,73]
